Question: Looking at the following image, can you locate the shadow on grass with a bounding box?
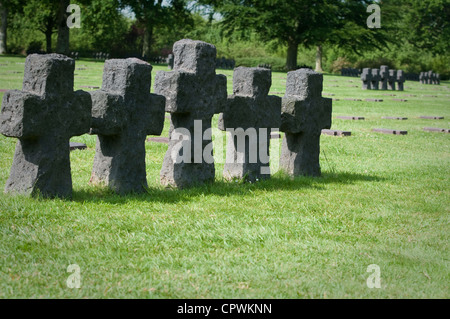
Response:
[71,171,386,205]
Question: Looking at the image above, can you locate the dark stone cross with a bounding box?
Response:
[371,69,380,90]
[155,39,227,188]
[388,70,397,91]
[427,71,433,84]
[218,67,281,182]
[419,72,425,84]
[396,70,405,91]
[0,54,92,198]
[89,58,165,194]
[361,68,372,90]
[279,69,332,177]
[380,66,389,90]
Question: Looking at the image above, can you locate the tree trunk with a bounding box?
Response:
[45,29,53,53]
[286,40,298,71]
[0,1,7,54]
[315,45,323,73]
[142,25,153,59]
[56,0,70,55]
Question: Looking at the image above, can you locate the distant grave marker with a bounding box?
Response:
[419,116,444,120]
[322,129,351,137]
[336,116,365,120]
[373,128,408,135]
[382,116,408,120]
[365,99,383,102]
[423,127,450,133]
[147,137,170,144]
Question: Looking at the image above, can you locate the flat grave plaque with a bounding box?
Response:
[322,129,352,137]
[373,128,408,135]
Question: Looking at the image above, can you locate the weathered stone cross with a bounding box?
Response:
[0,54,92,198]
[361,68,372,90]
[89,58,165,194]
[371,69,380,90]
[279,69,332,177]
[218,67,281,182]
[155,39,227,188]
[380,65,389,90]
[396,70,405,91]
[388,69,397,90]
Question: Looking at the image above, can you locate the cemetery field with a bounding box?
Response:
[0,56,449,299]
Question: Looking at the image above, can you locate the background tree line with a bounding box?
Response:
[0,0,448,78]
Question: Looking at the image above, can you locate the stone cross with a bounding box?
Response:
[427,71,433,84]
[154,39,227,188]
[431,72,437,85]
[0,54,92,198]
[279,69,332,177]
[218,67,281,182]
[396,70,405,91]
[380,65,389,90]
[361,68,372,90]
[388,70,397,91]
[89,58,165,194]
[371,69,380,90]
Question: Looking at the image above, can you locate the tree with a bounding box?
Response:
[198,0,345,70]
[383,0,450,55]
[56,0,70,55]
[23,0,59,53]
[0,0,24,54]
[198,0,391,71]
[0,0,7,54]
[120,0,192,58]
[75,0,130,54]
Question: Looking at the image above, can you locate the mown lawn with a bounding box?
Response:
[0,56,449,299]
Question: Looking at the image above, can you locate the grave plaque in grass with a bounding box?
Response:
[147,137,170,144]
[419,116,444,120]
[280,69,332,177]
[423,127,450,133]
[89,58,165,194]
[365,99,384,102]
[382,117,408,120]
[0,54,92,198]
[373,128,408,135]
[219,67,281,182]
[343,98,362,101]
[155,39,227,188]
[336,116,365,120]
[322,129,351,137]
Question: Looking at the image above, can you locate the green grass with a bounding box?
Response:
[0,57,449,299]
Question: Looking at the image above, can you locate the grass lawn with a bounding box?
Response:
[0,56,449,299]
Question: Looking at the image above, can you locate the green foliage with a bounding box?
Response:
[71,0,131,54]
